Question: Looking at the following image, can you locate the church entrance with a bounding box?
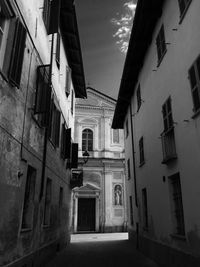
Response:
[77,198,96,232]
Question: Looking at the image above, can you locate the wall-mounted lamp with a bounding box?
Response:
[82,150,90,164]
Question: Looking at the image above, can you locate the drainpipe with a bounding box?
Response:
[39,33,54,201]
[129,102,139,249]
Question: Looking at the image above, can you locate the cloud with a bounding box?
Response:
[111,1,137,54]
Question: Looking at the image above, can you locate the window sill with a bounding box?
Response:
[157,49,167,68]
[191,108,200,119]
[170,233,186,241]
[139,161,145,167]
[179,0,192,25]
[161,155,177,164]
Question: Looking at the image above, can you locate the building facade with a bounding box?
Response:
[0,0,86,266]
[72,87,127,233]
[113,0,200,266]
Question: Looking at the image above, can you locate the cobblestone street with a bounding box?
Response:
[45,233,160,267]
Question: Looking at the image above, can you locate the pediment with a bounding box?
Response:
[78,183,100,191]
[76,88,116,109]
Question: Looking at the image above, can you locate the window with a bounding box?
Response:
[125,119,129,138]
[156,24,167,64]
[43,0,60,34]
[127,158,131,180]
[129,196,134,226]
[188,56,200,113]
[0,2,26,88]
[161,98,177,163]
[71,90,74,114]
[168,173,185,236]
[49,102,61,147]
[34,65,51,127]
[55,32,60,69]
[60,124,71,159]
[21,166,36,229]
[65,66,71,97]
[136,85,142,111]
[178,0,192,17]
[44,178,52,226]
[59,187,63,208]
[113,129,119,143]
[82,129,93,151]
[142,188,148,229]
[139,137,145,165]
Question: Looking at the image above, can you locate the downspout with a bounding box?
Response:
[129,102,139,249]
[39,33,55,201]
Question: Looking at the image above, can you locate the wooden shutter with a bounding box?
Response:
[55,110,61,147]
[71,143,78,169]
[65,67,71,97]
[0,0,15,18]
[2,18,16,76]
[60,124,65,158]
[8,18,26,87]
[43,0,60,34]
[56,33,60,69]
[65,128,71,159]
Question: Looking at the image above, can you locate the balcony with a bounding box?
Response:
[161,128,177,164]
[70,169,83,189]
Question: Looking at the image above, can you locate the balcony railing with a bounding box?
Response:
[161,128,177,164]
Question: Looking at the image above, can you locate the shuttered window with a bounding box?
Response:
[156,24,166,64]
[188,56,200,113]
[162,97,173,132]
[65,66,71,97]
[8,18,26,87]
[136,85,142,111]
[21,166,36,229]
[139,137,145,165]
[49,102,61,147]
[44,178,52,226]
[34,65,51,127]
[55,32,60,69]
[43,0,60,34]
[178,0,192,17]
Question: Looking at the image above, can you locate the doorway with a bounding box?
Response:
[77,198,96,232]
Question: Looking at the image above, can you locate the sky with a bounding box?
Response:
[75,0,137,99]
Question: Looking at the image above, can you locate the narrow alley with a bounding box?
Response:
[45,233,159,267]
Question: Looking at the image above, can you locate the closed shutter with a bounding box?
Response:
[55,110,61,147]
[56,33,60,69]
[2,17,16,76]
[65,128,71,159]
[65,67,71,97]
[8,18,26,87]
[60,124,65,159]
[43,0,60,35]
[71,143,78,169]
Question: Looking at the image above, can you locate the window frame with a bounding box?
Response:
[82,128,93,152]
[178,0,192,22]
[168,173,185,237]
[21,165,36,231]
[136,84,142,111]
[139,136,145,166]
[142,188,148,230]
[189,56,200,115]
[43,178,52,226]
[156,24,167,66]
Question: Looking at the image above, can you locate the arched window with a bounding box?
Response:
[82,129,93,151]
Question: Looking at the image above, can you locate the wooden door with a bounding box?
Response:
[77,198,96,232]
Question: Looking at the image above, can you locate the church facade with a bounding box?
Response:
[71,87,127,233]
